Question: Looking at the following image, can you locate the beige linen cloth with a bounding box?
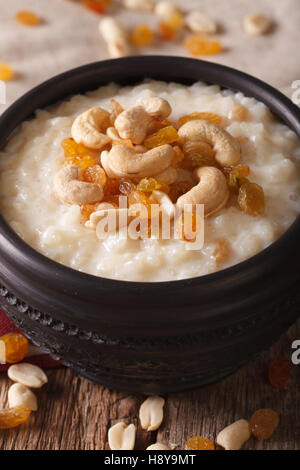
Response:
[0,0,299,113]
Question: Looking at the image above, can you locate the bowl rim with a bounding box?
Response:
[0,55,300,293]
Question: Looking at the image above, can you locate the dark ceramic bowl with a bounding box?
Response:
[0,57,300,394]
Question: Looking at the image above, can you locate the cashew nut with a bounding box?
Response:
[54,165,104,205]
[176,166,229,217]
[99,17,131,58]
[114,97,171,144]
[216,419,251,450]
[101,144,174,179]
[156,166,178,185]
[71,107,111,150]
[178,120,241,167]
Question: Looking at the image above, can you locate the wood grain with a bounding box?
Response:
[0,320,299,450]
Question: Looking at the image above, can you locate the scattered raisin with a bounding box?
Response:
[185,436,215,450]
[0,63,13,81]
[0,333,28,364]
[0,406,31,429]
[213,238,231,264]
[238,181,265,216]
[82,165,107,186]
[169,181,194,203]
[158,22,176,41]
[178,112,222,127]
[15,10,41,26]
[249,409,279,440]
[82,0,107,14]
[184,35,222,55]
[137,177,169,194]
[268,357,292,389]
[131,24,153,46]
[144,126,179,149]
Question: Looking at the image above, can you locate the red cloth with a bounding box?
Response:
[0,309,62,371]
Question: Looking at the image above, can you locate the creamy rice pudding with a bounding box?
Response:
[0,80,299,281]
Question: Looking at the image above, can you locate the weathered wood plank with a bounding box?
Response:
[0,320,299,450]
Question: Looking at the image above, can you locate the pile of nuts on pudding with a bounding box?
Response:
[53,95,265,242]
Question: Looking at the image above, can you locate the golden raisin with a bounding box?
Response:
[185,436,215,450]
[229,105,248,122]
[104,178,121,196]
[61,138,95,158]
[128,190,153,219]
[249,409,279,441]
[182,153,216,169]
[167,12,184,30]
[102,195,121,207]
[213,238,231,264]
[158,22,176,41]
[153,118,172,131]
[178,112,222,127]
[144,126,179,149]
[169,181,194,203]
[0,406,31,429]
[182,140,215,159]
[238,181,265,216]
[268,357,292,389]
[110,99,124,125]
[0,62,14,81]
[111,137,134,150]
[171,146,185,168]
[227,165,250,190]
[119,179,136,195]
[66,155,95,171]
[15,10,41,26]
[184,35,222,56]
[0,333,28,364]
[82,0,107,14]
[175,208,202,242]
[137,177,169,194]
[82,165,107,186]
[80,203,99,221]
[131,24,153,46]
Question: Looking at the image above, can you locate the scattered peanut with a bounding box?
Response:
[123,0,154,12]
[216,419,251,450]
[185,11,217,34]
[8,383,38,411]
[99,17,131,58]
[8,363,48,389]
[147,442,171,450]
[108,422,136,450]
[53,165,104,205]
[139,396,165,431]
[243,14,272,36]
[155,1,181,21]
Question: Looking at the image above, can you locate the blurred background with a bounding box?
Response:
[0,0,299,112]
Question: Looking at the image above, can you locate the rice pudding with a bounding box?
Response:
[0,80,299,282]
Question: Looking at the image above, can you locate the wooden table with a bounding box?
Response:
[0,319,299,450]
